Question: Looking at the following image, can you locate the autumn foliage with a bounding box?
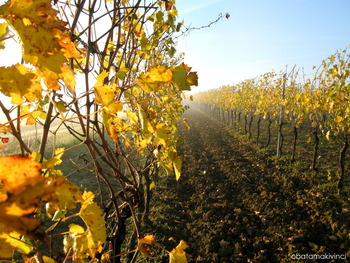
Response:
[0,0,197,261]
[194,47,350,192]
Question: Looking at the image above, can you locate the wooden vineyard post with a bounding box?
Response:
[277,73,287,158]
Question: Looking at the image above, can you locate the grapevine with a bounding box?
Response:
[194,46,350,193]
[0,0,197,262]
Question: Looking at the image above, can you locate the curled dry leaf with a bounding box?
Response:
[138,234,155,257]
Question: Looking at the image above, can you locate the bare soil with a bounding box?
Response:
[147,106,350,263]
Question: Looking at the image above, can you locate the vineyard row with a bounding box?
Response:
[193,46,350,194]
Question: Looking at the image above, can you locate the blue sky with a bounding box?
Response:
[175,0,350,92]
[0,0,349,93]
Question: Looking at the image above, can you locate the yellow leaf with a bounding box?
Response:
[0,155,42,195]
[173,156,182,181]
[107,101,123,114]
[0,22,9,49]
[138,105,155,133]
[0,223,15,258]
[22,17,32,26]
[187,71,198,86]
[42,148,65,170]
[0,179,56,238]
[0,64,42,104]
[49,175,82,211]
[68,224,85,235]
[95,71,109,85]
[169,240,189,263]
[0,124,10,134]
[133,23,143,38]
[137,65,173,93]
[94,83,118,107]
[21,104,36,125]
[59,65,76,93]
[148,66,173,82]
[101,253,110,262]
[43,256,58,263]
[56,31,81,59]
[138,234,155,257]
[335,115,343,124]
[0,226,34,257]
[156,123,170,146]
[63,224,85,254]
[0,184,7,202]
[64,225,88,257]
[0,0,79,90]
[126,111,138,124]
[102,111,126,141]
[29,152,42,162]
[81,191,95,210]
[139,134,152,149]
[79,191,106,256]
[0,156,58,238]
[64,200,104,258]
[23,255,58,263]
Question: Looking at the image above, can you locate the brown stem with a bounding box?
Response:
[338,134,348,194]
[256,117,261,146]
[290,125,298,165]
[311,128,319,172]
[39,96,55,162]
[265,117,272,148]
[0,101,31,154]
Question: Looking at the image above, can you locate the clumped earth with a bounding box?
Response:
[147,106,350,262]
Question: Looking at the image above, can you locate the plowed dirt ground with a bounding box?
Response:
[148,106,350,263]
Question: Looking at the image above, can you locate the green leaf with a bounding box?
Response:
[172,63,198,91]
[51,209,67,221]
[140,36,149,50]
[156,11,164,22]
[55,101,67,113]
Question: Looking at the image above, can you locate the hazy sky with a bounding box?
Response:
[175,0,350,92]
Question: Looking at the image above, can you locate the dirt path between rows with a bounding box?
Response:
[148,106,349,262]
